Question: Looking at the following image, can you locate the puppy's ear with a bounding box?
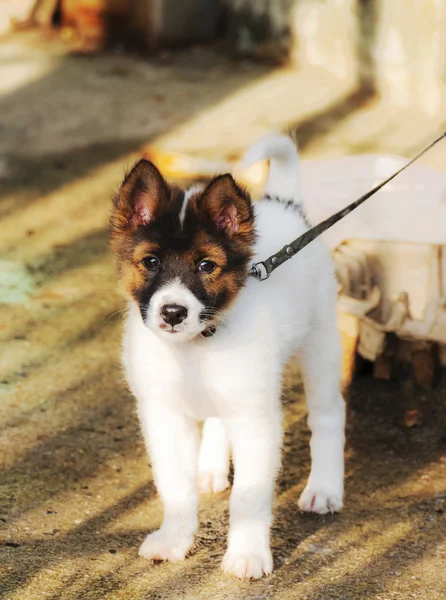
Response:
[111,159,167,234]
[199,174,254,238]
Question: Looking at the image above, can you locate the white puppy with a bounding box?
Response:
[110,134,345,579]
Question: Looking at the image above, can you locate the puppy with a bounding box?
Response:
[110,134,345,579]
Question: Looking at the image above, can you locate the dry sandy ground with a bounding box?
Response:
[0,32,445,600]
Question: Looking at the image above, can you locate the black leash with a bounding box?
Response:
[250,132,446,281]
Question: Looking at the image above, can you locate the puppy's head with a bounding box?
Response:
[110,159,256,341]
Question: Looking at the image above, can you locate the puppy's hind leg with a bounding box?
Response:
[198,418,230,494]
[298,323,345,514]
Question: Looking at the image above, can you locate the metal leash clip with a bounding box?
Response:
[250,261,270,281]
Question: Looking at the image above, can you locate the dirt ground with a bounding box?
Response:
[0,32,445,600]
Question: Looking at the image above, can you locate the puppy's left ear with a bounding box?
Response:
[199,174,254,238]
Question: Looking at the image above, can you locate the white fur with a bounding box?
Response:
[145,277,205,342]
[179,183,203,227]
[198,417,230,494]
[123,134,345,579]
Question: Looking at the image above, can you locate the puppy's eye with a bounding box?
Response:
[142,256,160,271]
[198,260,217,274]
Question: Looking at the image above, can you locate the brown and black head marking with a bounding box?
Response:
[110,158,256,327]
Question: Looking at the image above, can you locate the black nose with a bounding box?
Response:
[161,304,188,326]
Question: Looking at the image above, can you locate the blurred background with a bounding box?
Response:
[1,2,445,600]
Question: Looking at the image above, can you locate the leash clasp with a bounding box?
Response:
[251,261,270,281]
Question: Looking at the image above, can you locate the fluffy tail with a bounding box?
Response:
[241,133,303,203]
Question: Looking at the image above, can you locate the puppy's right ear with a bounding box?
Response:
[111,159,168,235]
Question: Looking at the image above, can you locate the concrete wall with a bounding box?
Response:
[153,0,220,45]
[225,0,446,116]
[3,0,446,116]
[59,0,220,47]
[223,0,293,60]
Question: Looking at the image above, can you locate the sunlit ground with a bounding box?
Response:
[0,29,445,600]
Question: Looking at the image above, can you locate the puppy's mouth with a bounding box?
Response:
[156,319,203,340]
[159,323,182,334]
[158,318,214,339]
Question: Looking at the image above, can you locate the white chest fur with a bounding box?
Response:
[122,300,284,421]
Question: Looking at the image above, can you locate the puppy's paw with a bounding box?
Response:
[221,548,273,579]
[298,485,343,515]
[198,471,230,495]
[139,529,194,562]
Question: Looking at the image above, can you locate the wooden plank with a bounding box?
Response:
[374,354,393,380]
[338,311,359,390]
[411,342,437,388]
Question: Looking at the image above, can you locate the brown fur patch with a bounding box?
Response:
[133,241,161,264]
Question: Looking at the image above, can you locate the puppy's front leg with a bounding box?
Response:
[222,410,282,579]
[138,397,199,562]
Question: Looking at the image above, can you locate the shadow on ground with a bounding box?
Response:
[0,32,445,600]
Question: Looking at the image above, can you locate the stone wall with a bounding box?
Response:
[225,0,446,116]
